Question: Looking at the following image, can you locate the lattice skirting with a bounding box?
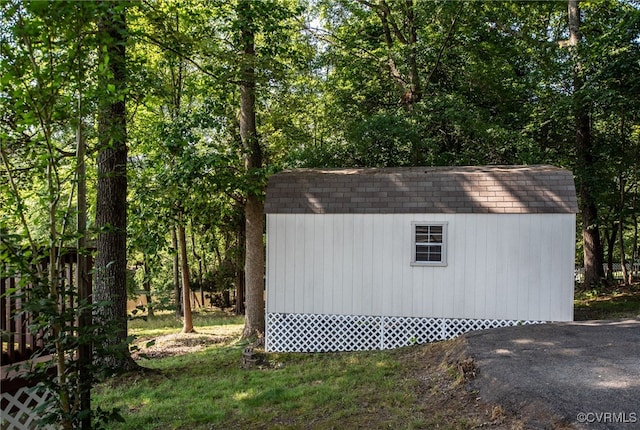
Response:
[266,313,543,352]
[1,385,54,430]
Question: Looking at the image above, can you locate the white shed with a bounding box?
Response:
[264,165,578,352]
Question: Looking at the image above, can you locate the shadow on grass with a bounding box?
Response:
[574,289,640,321]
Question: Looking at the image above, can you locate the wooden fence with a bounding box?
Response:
[1,249,91,430]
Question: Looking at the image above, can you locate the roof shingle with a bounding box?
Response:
[264,165,578,214]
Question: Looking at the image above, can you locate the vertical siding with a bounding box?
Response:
[465,215,478,318]
[362,216,375,315]
[451,216,466,319]
[266,213,575,322]
[371,216,385,315]
[332,214,344,314]
[483,215,499,318]
[389,217,405,316]
[302,215,315,314]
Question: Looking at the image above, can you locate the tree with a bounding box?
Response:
[94,1,138,371]
[1,1,132,425]
[238,0,265,338]
[178,211,195,332]
[565,0,605,286]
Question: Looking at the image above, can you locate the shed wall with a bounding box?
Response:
[266,213,575,322]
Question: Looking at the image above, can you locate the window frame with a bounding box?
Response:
[411,222,448,267]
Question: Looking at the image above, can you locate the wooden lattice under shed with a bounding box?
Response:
[264,165,578,352]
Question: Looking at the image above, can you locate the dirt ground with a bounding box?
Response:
[131,332,231,360]
[395,337,535,429]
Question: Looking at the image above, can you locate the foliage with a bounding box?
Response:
[0,1,129,426]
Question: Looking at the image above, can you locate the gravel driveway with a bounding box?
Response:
[465,319,640,430]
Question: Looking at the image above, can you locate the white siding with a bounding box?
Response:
[266,213,575,322]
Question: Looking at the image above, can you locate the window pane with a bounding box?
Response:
[416,245,442,262]
[416,226,430,234]
[416,234,430,243]
[427,250,441,261]
[415,225,442,243]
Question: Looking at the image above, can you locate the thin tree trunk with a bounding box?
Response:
[190,228,204,307]
[76,73,92,430]
[172,227,182,317]
[178,212,194,333]
[236,218,245,315]
[606,223,617,281]
[238,0,265,338]
[633,187,638,280]
[234,201,245,315]
[143,259,153,317]
[633,212,638,281]
[405,0,421,105]
[200,240,208,306]
[619,175,629,286]
[236,269,245,315]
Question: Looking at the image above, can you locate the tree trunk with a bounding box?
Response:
[374,0,421,107]
[94,2,137,372]
[634,220,638,281]
[190,228,204,307]
[633,206,638,281]
[235,218,246,315]
[619,175,629,286]
[76,77,92,430]
[178,212,194,333]
[238,0,265,338]
[243,195,265,337]
[200,240,208,306]
[606,223,616,281]
[143,259,153,317]
[172,227,182,317]
[568,0,605,287]
[405,0,421,106]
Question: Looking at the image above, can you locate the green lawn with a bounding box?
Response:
[574,288,640,320]
[94,291,640,429]
[95,311,454,430]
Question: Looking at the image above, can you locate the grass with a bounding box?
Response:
[94,310,491,430]
[128,310,245,337]
[94,290,640,429]
[574,284,640,320]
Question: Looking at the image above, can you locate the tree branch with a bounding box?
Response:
[425,1,463,89]
[141,33,237,84]
[379,0,407,45]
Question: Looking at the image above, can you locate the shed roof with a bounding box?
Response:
[264,165,578,215]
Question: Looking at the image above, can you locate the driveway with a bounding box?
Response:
[465,319,640,430]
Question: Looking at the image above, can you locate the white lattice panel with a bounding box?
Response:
[266,313,542,352]
[1,385,54,430]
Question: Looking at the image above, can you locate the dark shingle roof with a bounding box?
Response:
[264,165,578,215]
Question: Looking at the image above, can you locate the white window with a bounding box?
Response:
[412,222,447,266]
